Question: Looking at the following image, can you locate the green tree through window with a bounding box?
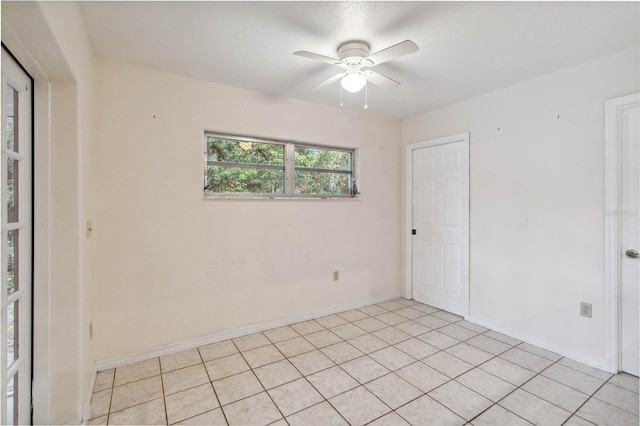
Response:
[205,135,355,197]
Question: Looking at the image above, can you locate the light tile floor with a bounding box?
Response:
[88,299,639,425]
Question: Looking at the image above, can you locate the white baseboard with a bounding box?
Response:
[96,292,401,372]
[465,314,612,373]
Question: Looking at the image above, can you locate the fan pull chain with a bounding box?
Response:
[364,80,368,110]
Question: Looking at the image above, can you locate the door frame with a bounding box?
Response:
[1,45,34,425]
[1,27,53,421]
[604,93,640,373]
[404,132,470,315]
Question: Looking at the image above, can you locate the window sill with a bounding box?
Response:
[202,193,361,201]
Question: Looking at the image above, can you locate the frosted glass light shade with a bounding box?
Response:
[341,72,366,93]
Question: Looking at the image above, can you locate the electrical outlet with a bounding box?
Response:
[333,271,339,281]
[580,302,592,318]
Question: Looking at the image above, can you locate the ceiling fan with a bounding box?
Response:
[294,40,419,97]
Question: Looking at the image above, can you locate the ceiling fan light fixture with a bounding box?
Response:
[341,71,367,93]
[295,39,418,104]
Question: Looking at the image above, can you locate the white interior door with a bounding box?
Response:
[619,97,639,376]
[1,48,33,425]
[410,134,469,315]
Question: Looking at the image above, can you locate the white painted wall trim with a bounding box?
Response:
[466,314,610,372]
[81,370,96,425]
[32,79,53,425]
[95,292,401,371]
[404,132,470,314]
[604,92,640,374]
[0,17,49,82]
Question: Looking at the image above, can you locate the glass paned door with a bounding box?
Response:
[1,48,32,426]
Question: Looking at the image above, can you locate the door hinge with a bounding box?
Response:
[412,229,416,235]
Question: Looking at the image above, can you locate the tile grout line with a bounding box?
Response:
[560,378,611,426]
[103,361,167,422]
[467,356,568,425]
[159,358,170,425]
[331,303,424,424]
[325,325,462,426]
[570,373,640,420]
[450,322,586,424]
[318,304,461,424]
[267,304,411,424]
[382,317,541,425]
[591,378,640,416]
[108,352,220,423]
[265,323,354,425]
[197,345,229,426]
[483,350,617,425]
[230,335,290,424]
[277,311,378,424]
[549,360,614,381]
[106,368,115,425]
[522,359,611,409]
[462,333,569,421]
[386,325,505,424]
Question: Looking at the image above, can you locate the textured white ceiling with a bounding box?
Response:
[78,1,639,119]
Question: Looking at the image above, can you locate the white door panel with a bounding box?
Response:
[443,244,462,295]
[411,135,469,315]
[619,100,639,376]
[419,240,436,288]
[443,177,462,228]
[419,182,436,225]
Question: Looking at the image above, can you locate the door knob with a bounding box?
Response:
[625,249,640,259]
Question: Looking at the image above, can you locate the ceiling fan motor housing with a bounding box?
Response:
[295,39,416,93]
[338,41,372,66]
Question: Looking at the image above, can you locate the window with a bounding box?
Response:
[205,133,356,198]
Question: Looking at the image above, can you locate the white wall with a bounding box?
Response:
[401,47,639,368]
[2,2,95,423]
[93,59,402,361]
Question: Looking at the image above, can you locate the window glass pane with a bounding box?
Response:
[207,137,284,166]
[7,300,18,368]
[6,373,17,425]
[6,85,17,152]
[7,230,18,295]
[7,158,18,222]
[295,146,351,171]
[206,166,284,194]
[295,171,352,195]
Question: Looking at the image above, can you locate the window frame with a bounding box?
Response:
[204,132,358,199]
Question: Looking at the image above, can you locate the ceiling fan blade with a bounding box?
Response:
[367,40,418,66]
[365,70,400,89]
[294,51,340,66]
[308,73,344,92]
